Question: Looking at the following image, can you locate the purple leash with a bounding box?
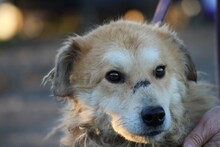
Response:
[218,8,220,97]
[151,0,171,24]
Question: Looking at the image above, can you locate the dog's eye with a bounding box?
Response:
[154,65,166,79]
[105,71,124,84]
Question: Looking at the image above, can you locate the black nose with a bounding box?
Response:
[141,106,165,127]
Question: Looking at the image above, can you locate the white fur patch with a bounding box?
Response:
[137,47,160,68]
[103,49,133,72]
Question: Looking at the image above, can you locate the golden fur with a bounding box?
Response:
[44,20,219,147]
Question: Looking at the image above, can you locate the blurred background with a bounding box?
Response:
[0,0,217,146]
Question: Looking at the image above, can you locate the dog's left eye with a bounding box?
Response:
[105,71,124,84]
[154,65,166,79]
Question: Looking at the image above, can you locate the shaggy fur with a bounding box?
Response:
[44,20,219,147]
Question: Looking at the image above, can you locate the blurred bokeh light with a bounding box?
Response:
[181,0,201,17]
[165,4,189,28]
[0,2,23,41]
[201,0,216,20]
[124,9,145,23]
[22,13,44,38]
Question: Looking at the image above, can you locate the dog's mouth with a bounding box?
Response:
[145,130,163,137]
[135,128,164,137]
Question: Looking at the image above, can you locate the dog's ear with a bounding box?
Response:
[155,24,197,82]
[173,38,197,82]
[180,46,197,82]
[43,38,81,97]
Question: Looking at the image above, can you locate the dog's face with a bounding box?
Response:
[45,20,197,144]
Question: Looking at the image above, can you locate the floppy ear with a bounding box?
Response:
[172,37,197,82]
[179,45,197,82]
[43,38,81,97]
[155,24,197,82]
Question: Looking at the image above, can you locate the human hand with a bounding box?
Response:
[183,106,220,147]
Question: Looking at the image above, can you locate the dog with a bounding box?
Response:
[43,20,219,147]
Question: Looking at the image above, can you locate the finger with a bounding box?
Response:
[204,142,218,147]
[203,133,220,147]
[183,118,214,147]
[183,106,220,147]
[183,127,206,146]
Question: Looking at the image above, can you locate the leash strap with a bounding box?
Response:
[151,0,171,24]
[218,7,220,97]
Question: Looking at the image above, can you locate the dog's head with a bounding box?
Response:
[44,20,197,145]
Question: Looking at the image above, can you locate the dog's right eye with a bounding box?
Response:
[105,71,124,84]
[154,65,166,79]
